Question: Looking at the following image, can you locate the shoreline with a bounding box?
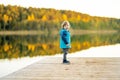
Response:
[0,30,117,35]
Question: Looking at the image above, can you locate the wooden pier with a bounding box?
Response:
[1,57,120,80]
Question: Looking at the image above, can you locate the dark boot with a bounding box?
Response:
[63,60,70,64]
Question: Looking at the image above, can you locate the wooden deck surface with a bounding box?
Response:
[0,57,120,80]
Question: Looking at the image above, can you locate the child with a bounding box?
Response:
[60,21,71,64]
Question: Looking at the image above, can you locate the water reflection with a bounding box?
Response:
[0,33,120,59]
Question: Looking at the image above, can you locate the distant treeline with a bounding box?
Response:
[0,4,120,31]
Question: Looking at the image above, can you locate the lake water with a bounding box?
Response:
[0,33,120,78]
[0,33,119,59]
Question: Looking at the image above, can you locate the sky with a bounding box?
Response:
[0,0,120,19]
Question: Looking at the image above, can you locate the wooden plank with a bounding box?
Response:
[1,58,120,80]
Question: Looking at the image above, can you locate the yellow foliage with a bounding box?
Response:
[9,16,12,21]
[39,51,46,55]
[82,41,90,48]
[82,17,90,22]
[27,13,35,21]
[95,41,100,46]
[62,14,68,20]
[27,16,31,21]
[9,45,12,49]
[28,44,35,52]
[3,14,9,22]
[77,15,81,21]
[71,42,81,52]
[94,18,99,27]
[3,44,9,52]
[42,15,47,21]
[53,18,59,22]
[7,51,12,56]
[77,44,81,50]
[31,14,35,20]
[12,53,19,59]
[41,44,47,50]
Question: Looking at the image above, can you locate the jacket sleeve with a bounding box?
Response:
[62,31,68,44]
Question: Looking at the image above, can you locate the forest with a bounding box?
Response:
[0,4,120,31]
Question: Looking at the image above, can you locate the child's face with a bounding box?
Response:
[64,24,70,30]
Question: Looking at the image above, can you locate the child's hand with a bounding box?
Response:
[66,44,70,47]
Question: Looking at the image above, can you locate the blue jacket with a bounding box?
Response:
[60,29,71,48]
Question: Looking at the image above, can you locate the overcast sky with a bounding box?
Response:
[0,0,120,19]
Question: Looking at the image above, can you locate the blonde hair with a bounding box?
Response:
[61,21,70,29]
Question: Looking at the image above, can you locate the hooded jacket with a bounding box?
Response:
[60,29,71,48]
